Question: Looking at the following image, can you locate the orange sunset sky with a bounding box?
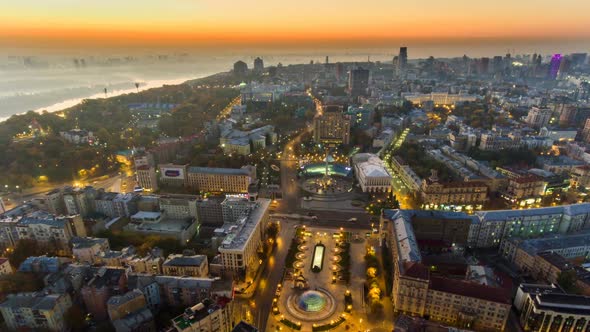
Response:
[1,0,590,49]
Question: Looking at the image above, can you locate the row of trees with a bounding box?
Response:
[396,142,455,181]
[448,102,509,129]
[468,148,539,169]
[365,246,384,317]
[95,229,187,257]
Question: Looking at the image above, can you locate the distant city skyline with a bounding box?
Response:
[1,0,590,51]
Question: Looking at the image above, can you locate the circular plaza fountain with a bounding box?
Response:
[286,288,336,321]
[298,290,328,312]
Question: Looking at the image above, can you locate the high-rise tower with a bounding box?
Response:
[398,47,408,76]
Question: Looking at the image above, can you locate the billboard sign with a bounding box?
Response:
[160,166,186,180]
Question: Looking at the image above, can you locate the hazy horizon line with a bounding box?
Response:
[1,36,590,58]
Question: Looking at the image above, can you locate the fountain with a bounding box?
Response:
[298,290,328,312]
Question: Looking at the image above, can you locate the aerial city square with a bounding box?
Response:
[1,1,590,331]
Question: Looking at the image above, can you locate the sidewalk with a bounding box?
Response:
[235,257,266,299]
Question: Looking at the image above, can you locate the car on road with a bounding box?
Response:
[347,217,357,222]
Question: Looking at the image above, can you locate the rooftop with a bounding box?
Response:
[153,275,215,289]
[130,217,195,234]
[0,293,67,311]
[518,283,562,296]
[173,297,231,330]
[356,155,391,178]
[164,254,207,267]
[188,166,251,176]
[112,307,153,331]
[537,252,571,270]
[511,231,590,256]
[538,155,585,167]
[107,289,144,306]
[219,199,270,251]
[475,205,565,222]
[382,210,421,263]
[18,256,63,273]
[534,293,590,315]
[71,237,109,249]
[403,261,430,280]
[85,267,126,289]
[429,276,511,304]
[18,215,67,228]
[232,321,259,332]
[131,211,162,220]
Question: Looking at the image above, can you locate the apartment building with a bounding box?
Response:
[16,212,85,253]
[187,167,254,194]
[172,298,233,332]
[0,293,72,332]
[159,194,198,219]
[163,254,209,277]
[380,209,511,331]
[501,231,590,271]
[312,105,351,145]
[81,267,127,321]
[517,284,590,331]
[217,199,270,280]
[420,170,488,208]
[71,237,110,264]
[0,257,13,275]
[502,175,546,206]
[136,166,158,192]
[107,289,155,332]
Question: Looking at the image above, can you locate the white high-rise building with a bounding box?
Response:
[525,106,553,129]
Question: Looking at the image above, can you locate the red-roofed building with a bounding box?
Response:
[393,261,511,331]
[386,210,511,331]
[429,276,511,304]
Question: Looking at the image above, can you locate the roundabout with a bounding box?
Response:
[298,151,354,197]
